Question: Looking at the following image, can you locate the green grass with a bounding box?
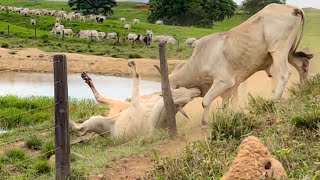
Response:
[25,135,42,150]
[148,75,320,179]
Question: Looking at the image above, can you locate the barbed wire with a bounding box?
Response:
[0,124,59,147]
[10,147,61,167]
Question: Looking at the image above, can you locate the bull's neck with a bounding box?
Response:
[169,62,197,89]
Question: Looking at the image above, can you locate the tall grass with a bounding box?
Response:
[149,75,320,179]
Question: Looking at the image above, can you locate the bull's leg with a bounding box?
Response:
[220,85,240,108]
[81,72,112,107]
[128,61,141,106]
[270,51,291,99]
[202,78,236,126]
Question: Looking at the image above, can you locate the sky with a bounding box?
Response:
[117,0,320,9]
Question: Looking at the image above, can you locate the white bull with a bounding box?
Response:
[69,61,200,138]
[168,4,312,126]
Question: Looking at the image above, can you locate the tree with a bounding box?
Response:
[68,0,117,15]
[242,0,286,14]
[148,0,237,28]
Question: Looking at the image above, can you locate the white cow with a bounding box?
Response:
[62,29,73,36]
[156,20,164,25]
[105,32,118,40]
[168,4,311,127]
[77,30,99,39]
[185,38,197,47]
[124,24,131,30]
[31,19,37,26]
[146,29,153,39]
[69,61,200,138]
[98,32,106,38]
[126,33,138,41]
[133,19,140,24]
[120,17,126,22]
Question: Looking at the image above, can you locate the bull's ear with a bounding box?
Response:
[153,65,161,73]
[294,51,314,60]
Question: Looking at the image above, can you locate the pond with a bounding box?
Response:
[0,71,161,101]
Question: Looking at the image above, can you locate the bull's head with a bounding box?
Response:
[290,51,314,83]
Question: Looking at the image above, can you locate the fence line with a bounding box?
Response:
[0,124,59,147]
[10,147,61,167]
[0,103,57,122]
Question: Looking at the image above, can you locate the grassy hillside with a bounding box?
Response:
[0,0,247,59]
[0,1,317,60]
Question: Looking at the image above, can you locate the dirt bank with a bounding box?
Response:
[0,48,183,79]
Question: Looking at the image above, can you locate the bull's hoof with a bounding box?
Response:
[81,72,91,81]
[128,61,136,68]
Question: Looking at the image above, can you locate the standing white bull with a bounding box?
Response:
[120,17,126,22]
[31,19,37,26]
[168,4,312,127]
[126,33,138,41]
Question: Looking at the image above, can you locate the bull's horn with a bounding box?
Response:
[153,65,161,73]
[178,107,189,119]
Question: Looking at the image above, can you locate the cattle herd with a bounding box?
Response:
[0,5,198,47]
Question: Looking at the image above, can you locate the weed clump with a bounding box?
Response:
[128,53,142,59]
[291,111,320,129]
[4,149,27,163]
[32,160,52,174]
[210,109,258,140]
[41,140,55,159]
[25,135,42,150]
[1,43,9,48]
[248,95,276,115]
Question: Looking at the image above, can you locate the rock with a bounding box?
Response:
[97,174,104,179]
[221,136,287,180]
[48,155,55,167]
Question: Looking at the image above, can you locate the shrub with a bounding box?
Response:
[248,95,276,115]
[128,53,142,59]
[41,140,55,159]
[210,109,258,140]
[1,43,9,48]
[5,149,27,163]
[32,160,52,174]
[25,135,42,150]
[291,111,320,129]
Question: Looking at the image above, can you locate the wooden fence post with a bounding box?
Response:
[62,30,64,41]
[158,43,177,135]
[34,25,37,39]
[53,54,70,180]
[7,25,9,37]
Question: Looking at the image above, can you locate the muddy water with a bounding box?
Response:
[0,71,161,101]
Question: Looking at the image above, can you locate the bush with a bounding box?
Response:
[32,160,52,174]
[5,149,27,163]
[248,95,276,115]
[41,140,55,159]
[25,135,42,150]
[1,43,9,48]
[291,111,320,129]
[128,53,142,59]
[210,109,258,140]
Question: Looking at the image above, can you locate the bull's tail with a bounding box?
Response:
[69,120,83,131]
[291,8,305,53]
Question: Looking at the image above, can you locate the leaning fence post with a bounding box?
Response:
[158,42,177,135]
[53,54,70,180]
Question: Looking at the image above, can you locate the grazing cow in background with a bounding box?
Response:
[185,38,197,47]
[96,15,106,23]
[120,17,126,22]
[168,4,312,127]
[126,33,138,41]
[156,20,163,25]
[105,32,118,40]
[31,19,37,26]
[62,29,73,36]
[146,29,153,39]
[133,19,140,24]
[134,35,152,46]
[124,24,131,30]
